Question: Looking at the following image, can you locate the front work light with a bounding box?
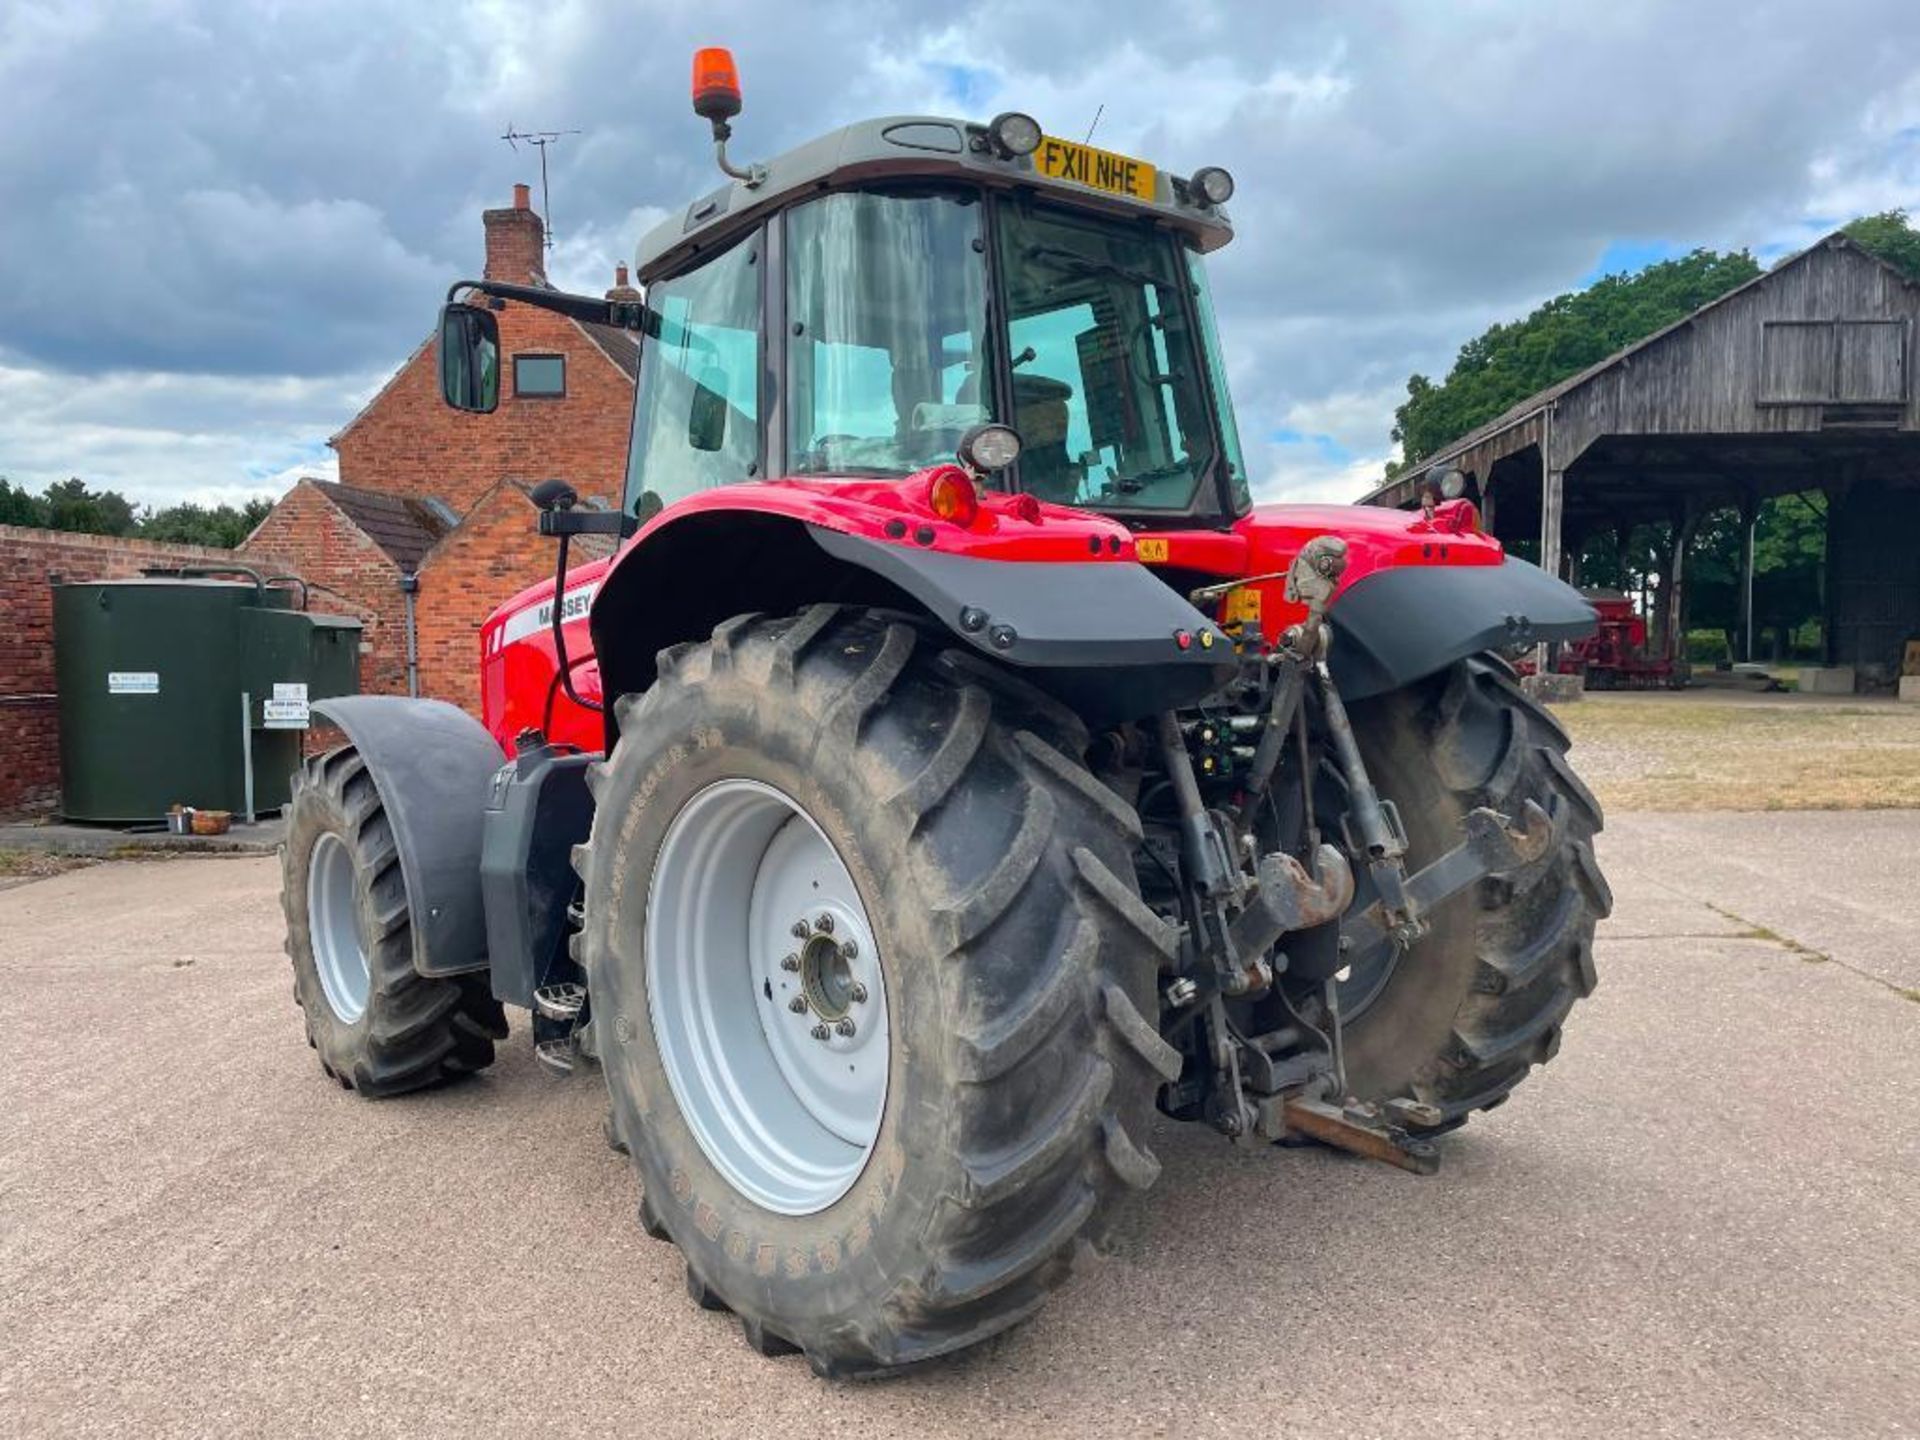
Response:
[1189,166,1235,206]
[957,422,1022,476]
[988,112,1043,158]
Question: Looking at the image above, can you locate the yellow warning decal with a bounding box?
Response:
[1135,537,1170,563]
[1221,587,1262,626]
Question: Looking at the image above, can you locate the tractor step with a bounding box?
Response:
[533,1037,578,1075]
[533,983,587,1022]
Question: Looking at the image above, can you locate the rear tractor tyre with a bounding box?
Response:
[1330,655,1612,1129]
[281,745,508,1096]
[579,607,1178,1377]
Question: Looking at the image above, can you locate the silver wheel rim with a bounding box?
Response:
[307,831,371,1025]
[645,779,890,1216]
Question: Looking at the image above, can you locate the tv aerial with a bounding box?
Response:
[500,125,581,250]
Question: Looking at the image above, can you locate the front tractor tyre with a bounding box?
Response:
[281,746,508,1096]
[578,608,1180,1377]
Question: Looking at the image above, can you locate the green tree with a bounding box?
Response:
[39,477,139,536]
[1390,248,1763,469]
[1841,210,1920,280]
[141,498,273,548]
[0,477,46,527]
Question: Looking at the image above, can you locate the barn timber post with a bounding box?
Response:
[1663,498,1705,669]
[1736,490,1758,663]
[1536,408,1564,671]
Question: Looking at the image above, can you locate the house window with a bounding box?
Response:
[514,354,566,397]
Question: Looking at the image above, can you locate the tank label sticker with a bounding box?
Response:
[108,671,159,695]
[263,686,311,730]
[498,580,599,647]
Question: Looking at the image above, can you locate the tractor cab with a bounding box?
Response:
[445,53,1252,528]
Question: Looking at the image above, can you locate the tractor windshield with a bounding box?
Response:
[625,185,1248,518]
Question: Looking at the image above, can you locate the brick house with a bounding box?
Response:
[242,183,637,712]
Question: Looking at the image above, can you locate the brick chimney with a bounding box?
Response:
[483,183,546,282]
[606,263,642,302]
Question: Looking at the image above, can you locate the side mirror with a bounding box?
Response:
[439,302,500,413]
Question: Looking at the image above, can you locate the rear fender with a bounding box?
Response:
[1327,557,1597,699]
[310,696,503,977]
[590,506,1234,728]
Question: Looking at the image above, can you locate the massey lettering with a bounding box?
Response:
[498,580,600,646]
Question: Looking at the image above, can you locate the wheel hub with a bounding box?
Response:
[645,779,890,1216]
[799,930,861,1022]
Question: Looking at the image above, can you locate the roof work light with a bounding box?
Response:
[988,111,1043,159]
[1189,166,1235,206]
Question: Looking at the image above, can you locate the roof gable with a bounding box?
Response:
[1367,230,1920,499]
[327,311,636,451]
[314,480,457,571]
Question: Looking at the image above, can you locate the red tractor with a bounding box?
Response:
[281,52,1608,1378]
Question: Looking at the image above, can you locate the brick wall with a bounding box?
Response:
[412,484,561,715]
[0,525,253,816]
[239,482,401,693]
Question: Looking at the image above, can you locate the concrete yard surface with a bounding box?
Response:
[2,819,1917,1439]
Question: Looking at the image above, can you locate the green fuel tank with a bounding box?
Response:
[52,577,362,823]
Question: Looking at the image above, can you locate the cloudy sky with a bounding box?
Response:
[3,0,1918,510]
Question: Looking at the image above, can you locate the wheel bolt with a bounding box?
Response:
[810,1024,831,1041]
[780,953,800,972]
[848,982,868,1004]
[839,938,858,960]
[835,1018,856,1037]
[791,920,811,940]
[815,913,834,934]
[788,996,808,1013]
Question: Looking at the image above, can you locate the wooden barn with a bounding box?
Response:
[1362,232,1920,689]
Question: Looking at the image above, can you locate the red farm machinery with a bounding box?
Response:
[280,50,1609,1377]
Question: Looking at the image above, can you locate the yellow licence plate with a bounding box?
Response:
[1034,136,1157,201]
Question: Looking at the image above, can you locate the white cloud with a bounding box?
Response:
[2,0,1919,506]
[0,363,370,508]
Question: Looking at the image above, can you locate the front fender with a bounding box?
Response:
[310,696,504,977]
[1327,557,1596,700]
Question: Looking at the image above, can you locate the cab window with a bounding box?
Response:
[785,190,992,477]
[626,233,761,514]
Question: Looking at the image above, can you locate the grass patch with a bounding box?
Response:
[1559,694,1920,812]
[0,849,95,882]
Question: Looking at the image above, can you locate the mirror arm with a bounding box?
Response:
[537,508,640,539]
[444,279,659,335]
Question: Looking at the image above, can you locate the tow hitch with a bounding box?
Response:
[1160,534,1560,1176]
[1258,1094,1444,1175]
[1339,799,1554,968]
